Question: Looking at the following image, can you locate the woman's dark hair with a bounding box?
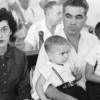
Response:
[0,8,17,42]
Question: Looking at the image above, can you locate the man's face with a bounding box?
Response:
[48,5,62,26]
[63,6,87,35]
[0,20,12,47]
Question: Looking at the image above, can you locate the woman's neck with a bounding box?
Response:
[0,46,7,55]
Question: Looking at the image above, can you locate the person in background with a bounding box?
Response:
[94,22,100,40]
[25,1,62,51]
[88,27,94,34]
[0,0,26,25]
[32,0,99,100]
[0,8,31,100]
[18,0,35,27]
[85,21,100,100]
[13,0,35,51]
[36,35,86,100]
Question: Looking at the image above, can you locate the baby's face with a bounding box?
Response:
[50,44,70,65]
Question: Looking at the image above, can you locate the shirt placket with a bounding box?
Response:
[0,55,7,92]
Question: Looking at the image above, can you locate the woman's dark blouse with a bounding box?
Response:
[0,44,31,100]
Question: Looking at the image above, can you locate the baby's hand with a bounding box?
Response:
[72,67,82,81]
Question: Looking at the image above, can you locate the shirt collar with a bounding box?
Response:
[61,24,86,42]
[4,44,13,58]
[47,61,64,68]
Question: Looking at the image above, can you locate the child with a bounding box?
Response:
[35,35,86,100]
[85,43,100,100]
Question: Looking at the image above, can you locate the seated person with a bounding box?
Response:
[85,43,100,100]
[0,8,31,100]
[36,35,87,100]
[24,1,62,51]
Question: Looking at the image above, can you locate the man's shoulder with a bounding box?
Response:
[81,31,99,47]
[81,31,97,39]
[29,19,45,29]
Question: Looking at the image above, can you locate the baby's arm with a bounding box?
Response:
[35,74,50,100]
[86,62,100,83]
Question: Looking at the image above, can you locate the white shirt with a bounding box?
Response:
[20,6,35,24]
[40,61,75,87]
[25,19,63,50]
[0,0,15,10]
[85,43,100,76]
[32,24,99,99]
[36,61,75,99]
[31,3,45,23]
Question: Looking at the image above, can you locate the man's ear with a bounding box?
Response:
[85,16,87,22]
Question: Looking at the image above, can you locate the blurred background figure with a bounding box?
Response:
[88,27,94,34]
[24,1,62,51]
[94,21,100,40]
[0,0,26,25]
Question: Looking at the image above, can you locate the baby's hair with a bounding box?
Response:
[44,35,69,54]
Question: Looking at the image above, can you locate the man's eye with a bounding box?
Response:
[65,15,71,18]
[76,16,83,19]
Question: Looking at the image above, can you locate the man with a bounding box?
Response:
[32,0,99,100]
[24,1,62,50]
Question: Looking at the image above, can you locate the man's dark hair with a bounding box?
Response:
[44,1,61,15]
[63,0,89,15]
[95,22,100,39]
[0,8,17,42]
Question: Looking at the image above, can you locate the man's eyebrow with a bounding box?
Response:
[65,13,72,16]
[76,14,83,17]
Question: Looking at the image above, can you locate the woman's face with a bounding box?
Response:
[0,20,12,47]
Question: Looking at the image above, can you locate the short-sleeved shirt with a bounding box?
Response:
[40,61,75,87]
[0,0,15,9]
[85,43,100,76]
[24,19,64,50]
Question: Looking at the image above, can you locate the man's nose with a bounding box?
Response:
[71,17,76,25]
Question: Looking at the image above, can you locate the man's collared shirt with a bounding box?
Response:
[24,19,62,50]
[32,24,99,99]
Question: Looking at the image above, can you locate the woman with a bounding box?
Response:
[0,8,31,100]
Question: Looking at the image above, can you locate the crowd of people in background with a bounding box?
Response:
[0,0,100,100]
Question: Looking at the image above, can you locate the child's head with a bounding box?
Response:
[44,35,70,65]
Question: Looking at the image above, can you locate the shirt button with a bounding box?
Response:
[4,81,6,83]
[2,64,4,66]
[4,73,6,75]
[1,56,3,58]
[4,90,5,91]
